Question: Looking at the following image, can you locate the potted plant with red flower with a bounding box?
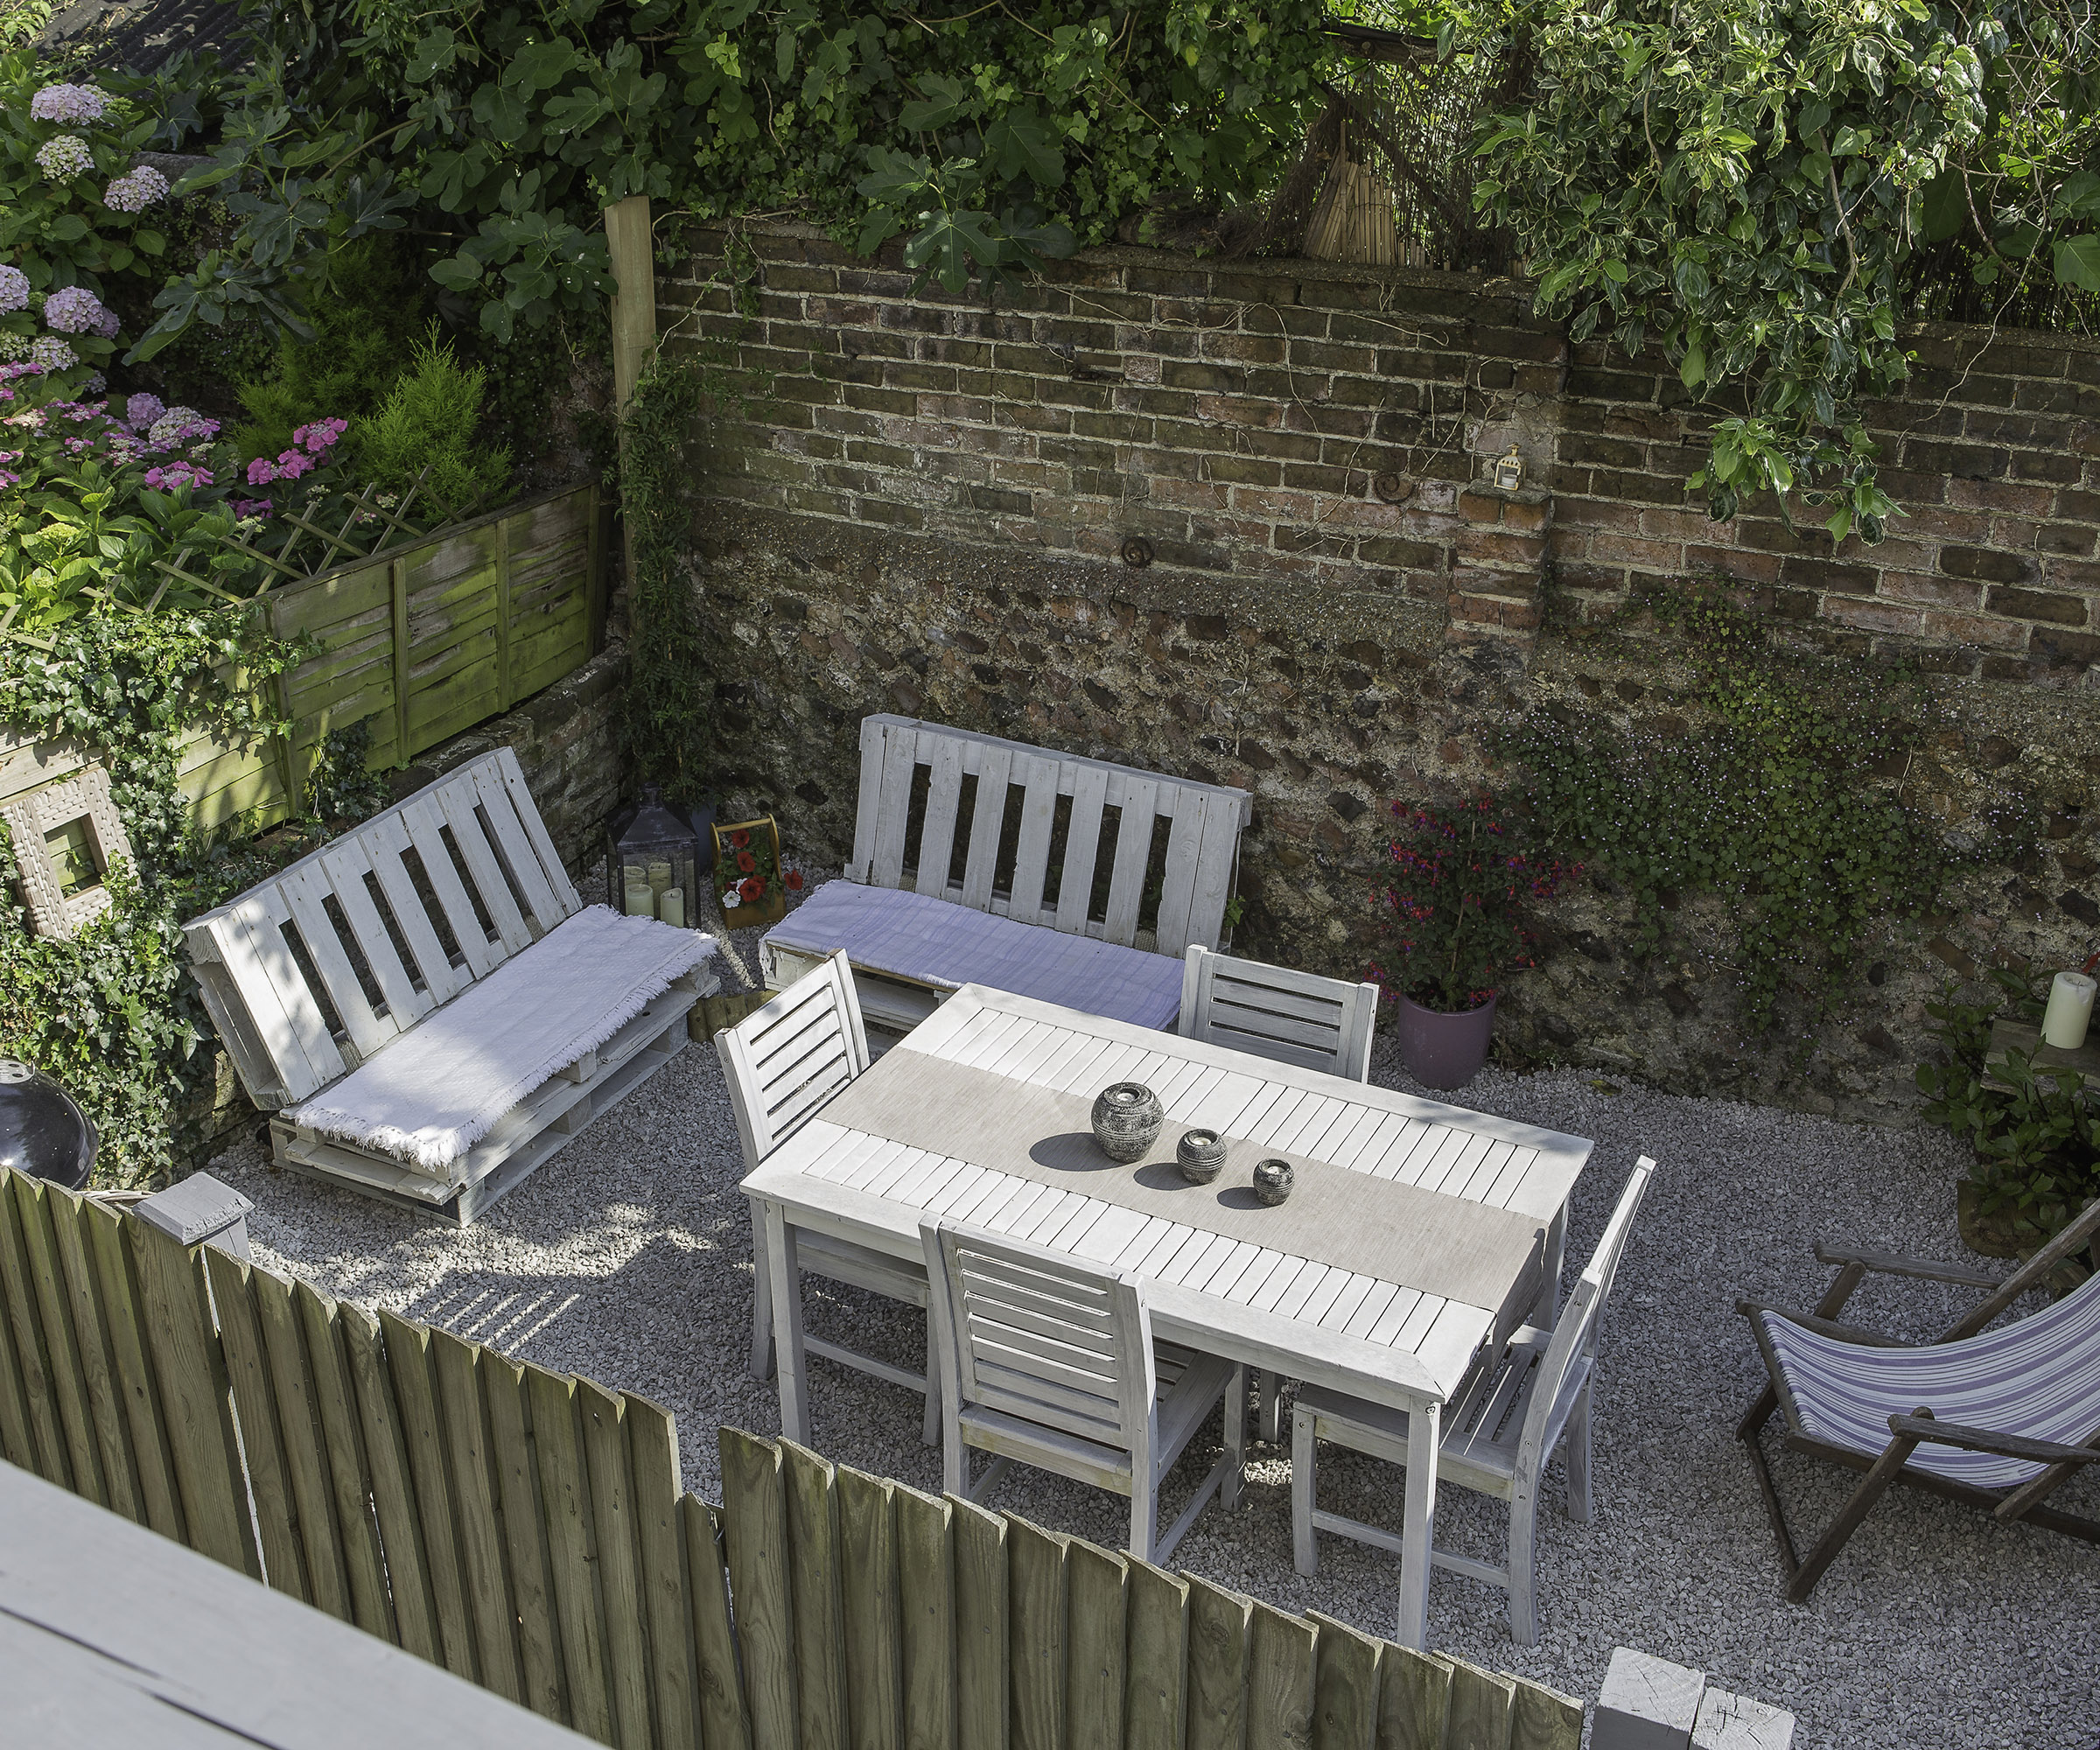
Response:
[1368,795,1575,1088]
[712,816,789,929]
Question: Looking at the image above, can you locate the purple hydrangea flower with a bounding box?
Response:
[146,405,212,445]
[0,266,27,314]
[34,136,94,181]
[28,335,76,372]
[41,285,110,335]
[30,84,108,125]
[102,164,168,214]
[126,391,164,430]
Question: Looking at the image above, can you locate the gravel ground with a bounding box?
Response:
[204,880,2100,1749]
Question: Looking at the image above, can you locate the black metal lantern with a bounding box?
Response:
[605,785,702,928]
[0,1059,97,1190]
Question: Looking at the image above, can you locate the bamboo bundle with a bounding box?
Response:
[1303,122,1401,265]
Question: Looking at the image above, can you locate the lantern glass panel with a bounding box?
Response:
[605,785,701,927]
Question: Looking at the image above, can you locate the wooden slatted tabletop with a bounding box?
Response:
[741,984,1594,1646]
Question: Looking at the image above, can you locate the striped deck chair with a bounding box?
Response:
[1737,1196,2100,1602]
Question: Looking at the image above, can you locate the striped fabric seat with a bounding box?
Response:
[1752,1269,2100,1488]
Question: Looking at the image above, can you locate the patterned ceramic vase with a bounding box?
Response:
[1252,1158,1295,1206]
[1175,1128,1227,1184]
[1091,1082,1165,1163]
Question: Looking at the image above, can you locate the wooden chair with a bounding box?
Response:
[921,1217,1246,1564]
[1179,944,1380,1438]
[1178,945,1379,1082]
[1291,1159,1655,1644]
[720,952,938,1444]
[1737,1195,2100,1603]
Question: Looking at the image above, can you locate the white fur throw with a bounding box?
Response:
[288,905,717,1175]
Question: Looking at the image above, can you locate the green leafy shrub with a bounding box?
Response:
[1917,970,2099,1247]
[347,326,511,519]
[230,233,433,462]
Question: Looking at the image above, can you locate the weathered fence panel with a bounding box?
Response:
[0,1164,1585,1750]
[0,483,606,837]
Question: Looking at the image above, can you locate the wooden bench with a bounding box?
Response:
[760,716,1250,1032]
[183,747,717,1223]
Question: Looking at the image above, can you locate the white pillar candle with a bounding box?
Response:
[2042,970,2096,1050]
[625,881,655,920]
[648,858,673,894]
[659,886,684,928]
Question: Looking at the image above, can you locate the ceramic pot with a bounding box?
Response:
[1091,1082,1164,1163]
[1252,1158,1295,1206]
[1176,1129,1227,1184]
[1395,991,1497,1090]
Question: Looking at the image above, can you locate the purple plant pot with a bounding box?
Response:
[1395,992,1497,1090]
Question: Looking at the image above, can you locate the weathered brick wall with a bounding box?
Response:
[660,223,2100,1121]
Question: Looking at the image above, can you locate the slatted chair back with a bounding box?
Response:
[1177,945,1379,1081]
[922,1218,1158,1473]
[1510,1158,1653,1480]
[717,951,872,1169]
[182,747,581,1110]
[848,715,1251,956]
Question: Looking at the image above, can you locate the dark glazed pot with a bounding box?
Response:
[1175,1129,1227,1184]
[1395,992,1497,1091]
[1252,1158,1295,1206]
[1091,1082,1165,1163]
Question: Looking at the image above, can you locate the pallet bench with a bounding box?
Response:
[183,747,718,1223]
[760,715,1250,1032]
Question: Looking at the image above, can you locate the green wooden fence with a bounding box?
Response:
[0,483,609,836]
[0,1164,1582,1750]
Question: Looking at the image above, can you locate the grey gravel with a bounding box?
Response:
[205,878,2100,1749]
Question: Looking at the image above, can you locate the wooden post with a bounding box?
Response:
[605,194,655,418]
[389,555,411,769]
[604,195,654,621]
[494,514,513,712]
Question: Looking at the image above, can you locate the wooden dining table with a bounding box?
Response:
[739,984,1593,1646]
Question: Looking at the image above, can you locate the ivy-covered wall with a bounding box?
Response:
[662,227,2095,1122]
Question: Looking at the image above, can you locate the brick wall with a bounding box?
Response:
[660,224,2100,1121]
[663,222,2100,678]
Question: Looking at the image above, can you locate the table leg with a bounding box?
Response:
[762,1201,810,1445]
[1531,1206,1568,1325]
[1396,1396,1440,1650]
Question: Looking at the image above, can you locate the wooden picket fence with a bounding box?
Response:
[0,1163,1583,1750]
[0,482,609,837]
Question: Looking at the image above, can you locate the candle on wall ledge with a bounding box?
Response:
[2042,970,2096,1050]
[659,886,684,928]
[625,881,655,920]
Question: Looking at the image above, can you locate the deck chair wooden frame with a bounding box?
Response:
[1291,1159,1655,1645]
[721,952,938,1444]
[1737,1194,2100,1603]
[922,1217,1246,1564]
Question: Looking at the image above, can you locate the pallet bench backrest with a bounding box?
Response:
[847,715,1250,957]
[183,746,581,1110]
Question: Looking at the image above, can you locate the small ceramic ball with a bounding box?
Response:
[1090,1082,1165,1163]
[1252,1158,1295,1207]
[1175,1129,1226,1185]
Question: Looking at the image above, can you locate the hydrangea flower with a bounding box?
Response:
[28,335,76,372]
[41,285,110,335]
[0,332,28,363]
[292,416,347,452]
[144,460,213,491]
[34,136,95,181]
[80,373,105,396]
[0,265,27,314]
[233,498,273,518]
[30,84,108,124]
[102,164,168,214]
[125,391,165,430]
[146,405,210,445]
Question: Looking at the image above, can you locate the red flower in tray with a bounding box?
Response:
[729,829,751,850]
[737,850,757,873]
[739,875,766,901]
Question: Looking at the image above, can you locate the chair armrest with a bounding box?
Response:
[1735,1299,1908,1348]
[1888,1415,2100,1467]
[1813,1243,2001,1289]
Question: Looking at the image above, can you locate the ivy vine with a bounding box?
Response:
[1502,590,2008,1045]
[0,610,376,1184]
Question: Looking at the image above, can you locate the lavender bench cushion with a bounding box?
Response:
[764,880,1184,1030]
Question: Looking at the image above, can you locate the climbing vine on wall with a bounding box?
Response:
[1502,591,2010,1045]
[0,612,333,1182]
